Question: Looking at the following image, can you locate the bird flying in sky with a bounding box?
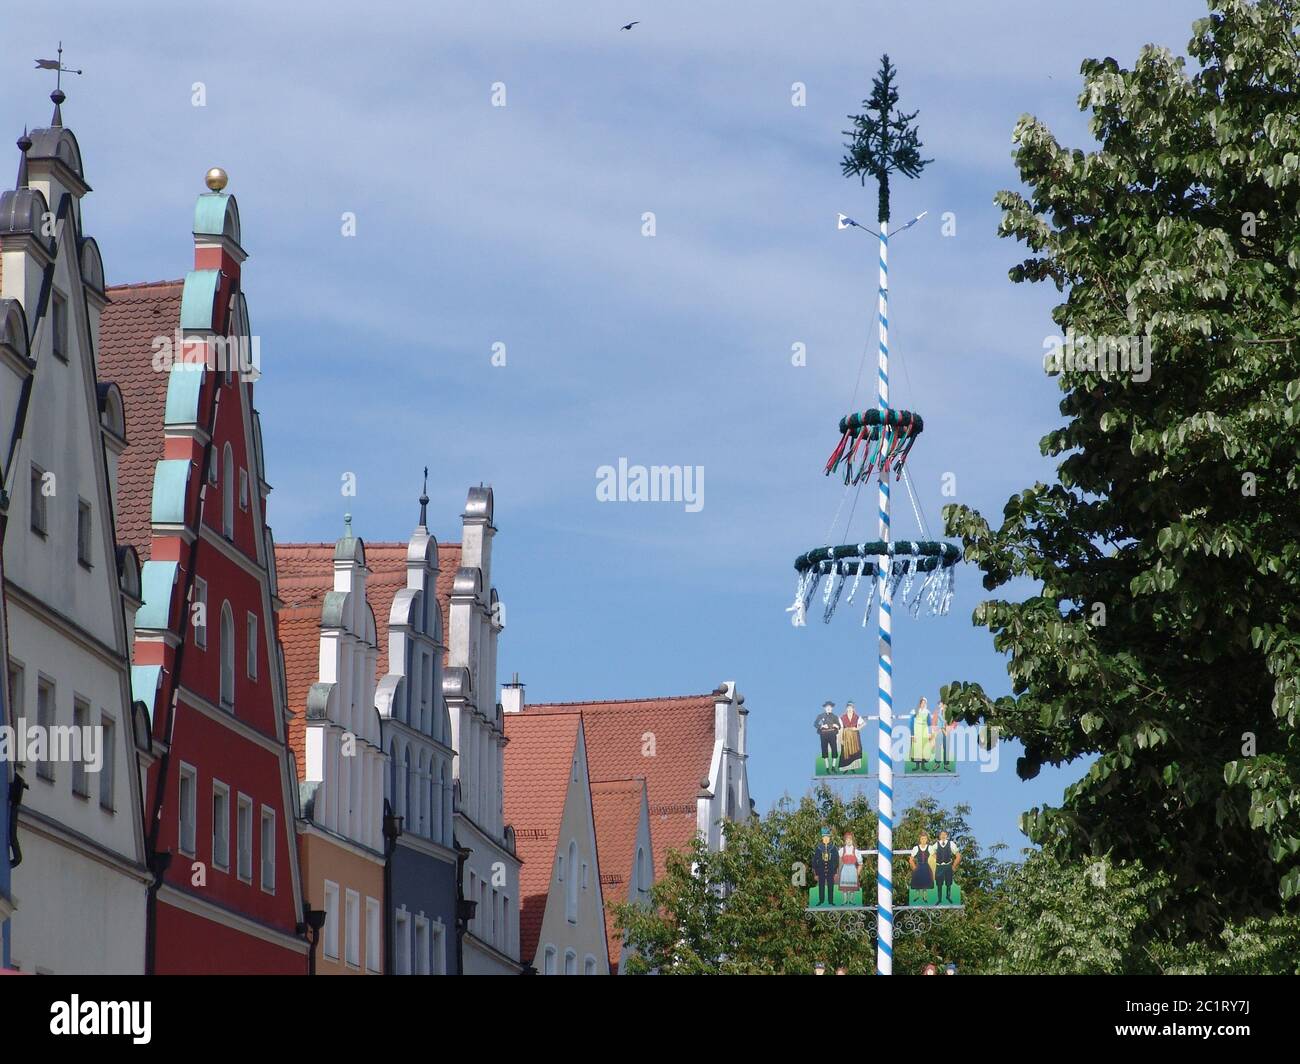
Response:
[621,21,639,31]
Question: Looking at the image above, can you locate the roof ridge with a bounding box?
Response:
[105,278,185,293]
[527,693,718,709]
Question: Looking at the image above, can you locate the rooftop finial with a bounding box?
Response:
[16,127,31,189]
[418,466,429,527]
[344,512,352,533]
[205,167,228,192]
[35,43,81,127]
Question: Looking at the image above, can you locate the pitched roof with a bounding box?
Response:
[522,694,718,880]
[272,544,336,779]
[589,777,648,974]
[502,713,583,965]
[97,280,185,561]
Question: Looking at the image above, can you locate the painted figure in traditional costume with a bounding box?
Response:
[934,829,961,904]
[932,700,957,769]
[837,830,865,905]
[815,701,841,771]
[838,701,864,770]
[812,826,839,906]
[910,697,933,767]
[908,832,934,895]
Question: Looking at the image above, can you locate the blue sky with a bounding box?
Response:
[4,0,1212,853]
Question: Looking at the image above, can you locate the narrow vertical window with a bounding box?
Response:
[260,807,276,892]
[246,612,258,679]
[219,603,235,710]
[221,443,234,539]
[29,465,47,535]
[178,764,197,855]
[99,715,116,811]
[77,500,92,567]
[212,782,230,870]
[36,679,55,781]
[51,291,68,360]
[71,699,90,797]
[236,794,252,881]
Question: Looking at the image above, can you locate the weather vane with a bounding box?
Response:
[35,42,82,92]
[35,42,82,123]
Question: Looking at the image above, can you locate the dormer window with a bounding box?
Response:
[51,291,68,361]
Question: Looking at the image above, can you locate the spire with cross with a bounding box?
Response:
[34,42,82,127]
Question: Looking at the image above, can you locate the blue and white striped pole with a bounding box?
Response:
[875,219,894,976]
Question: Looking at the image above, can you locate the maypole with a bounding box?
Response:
[791,55,961,974]
[874,216,894,975]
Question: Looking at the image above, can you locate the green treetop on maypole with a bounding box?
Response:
[842,54,932,224]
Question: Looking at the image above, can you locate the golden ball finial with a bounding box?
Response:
[205,167,229,192]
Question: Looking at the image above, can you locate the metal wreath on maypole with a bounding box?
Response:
[787,55,961,976]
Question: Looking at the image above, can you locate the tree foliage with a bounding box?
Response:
[842,54,932,223]
[941,0,1300,935]
[613,791,1008,975]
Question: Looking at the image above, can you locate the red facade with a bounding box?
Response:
[99,189,307,972]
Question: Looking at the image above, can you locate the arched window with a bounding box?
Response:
[563,949,577,975]
[433,762,445,845]
[222,443,235,539]
[417,751,427,836]
[403,748,412,827]
[219,602,235,710]
[636,846,649,898]
[387,740,397,807]
[565,841,578,923]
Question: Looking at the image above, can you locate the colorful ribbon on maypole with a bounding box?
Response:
[824,409,925,484]
[875,220,894,977]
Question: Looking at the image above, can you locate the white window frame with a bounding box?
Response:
[236,792,253,883]
[365,897,382,972]
[585,954,597,975]
[394,909,411,975]
[345,889,361,969]
[212,780,230,871]
[219,602,235,710]
[35,676,55,781]
[238,467,250,511]
[193,577,208,649]
[564,948,577,975]
[246,612,258,679]
[431,919,446,975]
[543,945,556,975]
[178,762,197,856]
[221,443,235,539]
[98,713,115,812]
[322,880,340,960]
[414,915,430,975]
[260,806,276,893]
[71,697,90,797]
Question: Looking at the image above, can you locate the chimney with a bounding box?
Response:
[501,673,525,714]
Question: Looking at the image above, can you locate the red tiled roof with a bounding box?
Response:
[364,541,460,679]
[502,713,583,966]
[97,280,185,561]
[272,544,337,780]
[522,694,718,881]
[590,777,647,974]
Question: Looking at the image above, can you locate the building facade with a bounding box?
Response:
[99,175,308,973]
[589,777,653,974]
[367,492,459,974]
[524,682,752,881]
[503,712,609,974]
[444,487,520,973]
[0,101,150,973]
[276,524,387,974]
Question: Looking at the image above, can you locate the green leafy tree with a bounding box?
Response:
[942,0,1300,936]
[842,54,932,223]
[996,852,1168,974]
[613,790,1008,975]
